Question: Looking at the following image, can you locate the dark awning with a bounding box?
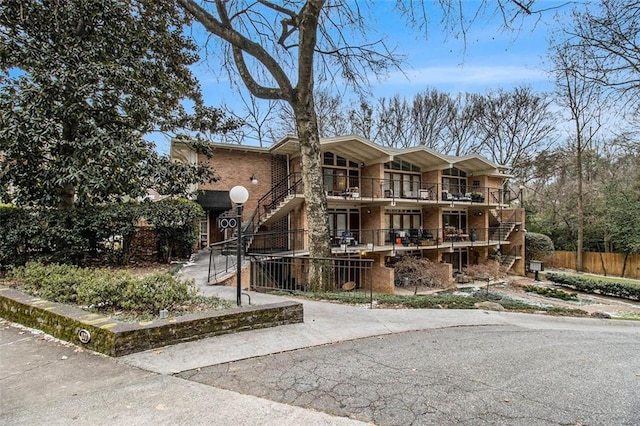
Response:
[196,190,232,211]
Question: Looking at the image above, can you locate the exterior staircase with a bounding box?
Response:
[489,221,515,241]
[258,193,303,226]
[501,255,517,270]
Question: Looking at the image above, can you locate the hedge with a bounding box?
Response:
[546,272,640,301]
[0,199,203,270]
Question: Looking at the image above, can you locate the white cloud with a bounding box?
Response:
[390,65,549,87]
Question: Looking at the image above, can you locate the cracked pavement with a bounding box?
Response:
[177,325,640,425]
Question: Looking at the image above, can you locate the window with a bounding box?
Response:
[329,208,360,244]
[385,209,421,241]
[443,210,468,232]
[384,160,421,172]
[442,167,468,194]
[322,151,360,194]
[384,172,421,198]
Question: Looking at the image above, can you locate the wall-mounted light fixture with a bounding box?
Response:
[249,174,258,185]
[475,211,483,217]
[366,208,371,214]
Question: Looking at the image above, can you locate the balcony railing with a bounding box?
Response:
[323,175,518,206]
[247,226,518,255]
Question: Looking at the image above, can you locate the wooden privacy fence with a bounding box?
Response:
[547,251,640,279]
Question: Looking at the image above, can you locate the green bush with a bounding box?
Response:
[0,200,203,268]
[7,262,220,317]
[120,273,198,313]
[0,204,33,269]
[525,232,555,263]
[8,262,87,303]
[143,198,204,263]
[523,285,578,301]
[546,272,640,301]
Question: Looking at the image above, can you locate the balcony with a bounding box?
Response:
[323,175,512,207]
[247,226,514,256]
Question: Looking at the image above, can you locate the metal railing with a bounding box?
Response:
[255,172,304,224]
[250,255,374,294]
[207,237,242,284]
[245,226,519,255]
[255,172,522,215]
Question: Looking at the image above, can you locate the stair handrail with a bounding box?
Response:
[256,172,303,223]
[207,237,239,283]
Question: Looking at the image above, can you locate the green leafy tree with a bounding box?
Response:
[143,198,203,263]
[0,0,235,210]
[605,178,640,276]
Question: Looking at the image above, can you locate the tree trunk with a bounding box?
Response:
[576,127,584,272]
[294,102,332,292]
[293,0,331,291]
[599,251,607,276]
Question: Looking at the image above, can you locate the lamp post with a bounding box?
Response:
[229,185,249,306]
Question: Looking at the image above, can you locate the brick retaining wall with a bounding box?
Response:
[0,287,303,357]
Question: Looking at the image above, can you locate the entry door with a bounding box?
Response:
[442,249,469,274]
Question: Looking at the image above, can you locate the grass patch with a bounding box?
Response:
[544,272,640,286]
[613,311,640,321]
[3,262,231,320]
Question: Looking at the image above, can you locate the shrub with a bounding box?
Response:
[393,256,452,294]
[8,262,88,304]
[464,260,507,281]
[523,285,578,301]
[7,262,224,318]
[0,204,33,270]
[546,272,640,301]
[143,198,204,262]
[120,273,198,313]
[526,232,555,263]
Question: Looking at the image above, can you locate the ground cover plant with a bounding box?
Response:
[523,285,578,301]
[546,272,640,301]
[3,262,231,320]
[277,290,588,316]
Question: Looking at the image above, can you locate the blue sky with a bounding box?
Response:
[156,1,578,154]
[360,1,568,97]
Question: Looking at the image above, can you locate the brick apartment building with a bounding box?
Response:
[171,135,525,292]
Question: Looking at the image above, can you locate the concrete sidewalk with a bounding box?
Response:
[0,319,368,425]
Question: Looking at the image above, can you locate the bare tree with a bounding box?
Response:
[567,0,640,110]
[551,38,606,272]
[274,89,350,138]
[472,86,557,181]
[375,95,414,147]
[411,89,456,150]
[348,101,374,140]
[222,93,280,147]
[446,93,481,156]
